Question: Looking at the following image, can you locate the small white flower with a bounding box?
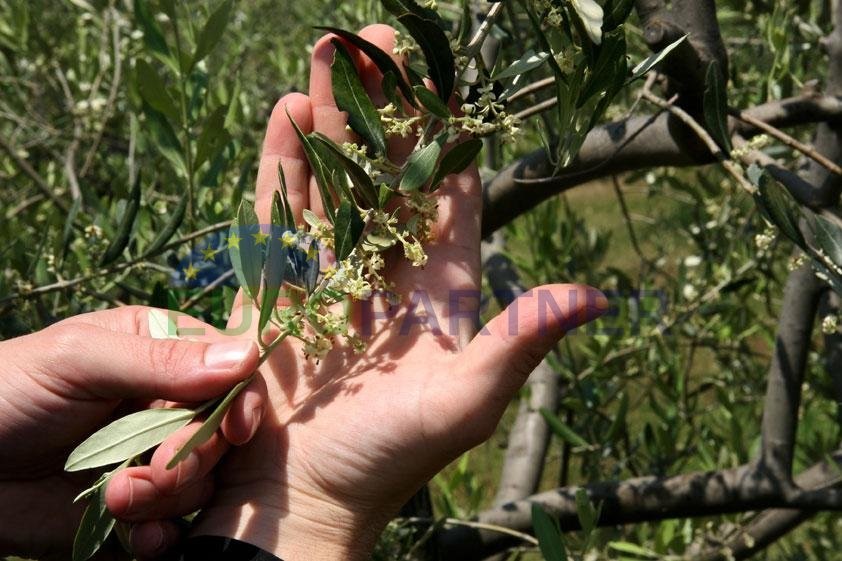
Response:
[684,256,702,268]
[682,284,698,300]
[822,314,839,335]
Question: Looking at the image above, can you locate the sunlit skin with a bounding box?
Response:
[106,24,607,560]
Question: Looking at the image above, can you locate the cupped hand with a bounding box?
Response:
[191,25,607,561]
[0,305,264,560]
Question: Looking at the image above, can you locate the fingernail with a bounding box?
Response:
[126,476,158,515]
[592,289,609,311]
[204,340,255,370]
[248,404,264,441]
[174,451,200,490]
[149,523,165,553]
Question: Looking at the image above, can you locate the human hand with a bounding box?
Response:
[191,24,607,561]
[0,305,264,560]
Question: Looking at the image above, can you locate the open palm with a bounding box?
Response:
[190,25,607,561]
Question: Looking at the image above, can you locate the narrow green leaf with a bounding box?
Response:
[148,308,178,339]
[229,201,265,300]
[142,103,185,175]
[305,239,320,294]
[195,105,230,169]
[288,111,338,222]
[413,85,451,118]
[813,215,842,266]
[380,0,439,21]
[135,59,179,122]
[259,193,287,335]
[316,26,416,106]
[334,200,366,261]
[540,407,590,447]
[310,133,379,208]
[608,542,659,558]
[603,0,635,31]
[401,133,446,191]
[578,29,626,106]
[382,71,402,108]
[59,196,82,263]
[143,193,187,257]
[191,0,233,70]
[394,14,455,101]
[73,458,132,504]
[574,489,597,534]
[606,392,629,440]
[630,35,686,81]
[569,0,604,45]
[72,485,116,561]
[430,138,482,191]
[753,171,805,248]
[492,50,550,81]
[167,376,252,469]
[330,39,387,155]
[100,172,142,266]
[277,162,296,229]
[703,60,733,153]
[532,504,567,561]
[65,408,196,471]
[133,0,171,60]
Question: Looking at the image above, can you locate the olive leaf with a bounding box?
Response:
[315,26,416,106]
[703,60,733,153]
[491,50,550,81]
[229,200,265,300]
[148,308,178,339]
[135,59,179,123]
[539,407,590,448]
[382,71,402,108]
[413,85,450,119]
[608,542,659,559]
[100,171,141,266]
[380,0,439,21]
[65,407,197,472]
[195,104,231,170]
[334,200,366,261]
[630,35,687,81]
[603,0,635,31]
[574,488,599,534]
[190,0,233,71]
[305,239,320,294]
[143,192,187,257]
[73,484,116,561]
[330,39,387,155]
[813,214,842,266]
[309,132,379,208]
[166,375,253,469]
[73,458,132,504]
[531,504,568,561]
[390,14,454,102]
[430,138,482,191]
[288,110,339,223]
[133,0,174,70]
[401,133,446,191]
[277,162,296,229]
[259,193,288,335]
[752,166,805,248]
[578,29,626,106]
[569,0,604,45]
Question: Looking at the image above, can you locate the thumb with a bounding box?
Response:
[45,320,259,402]
[459,284,608,404]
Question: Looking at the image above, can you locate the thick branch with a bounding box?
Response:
[694,450,842,561]
[758,264,824,482]
[437,462,842,560]
[482,95,842,237]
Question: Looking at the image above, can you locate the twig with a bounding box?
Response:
[0,135,69,212]
[507,76,556,103]
[641,89,757,194]
[402,517,539,546]
[463,2,505,58]
[180,269,235,310]
[731,109,842,176]
[513,98,556,121]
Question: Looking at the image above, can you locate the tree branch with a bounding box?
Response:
[482,94,842,237]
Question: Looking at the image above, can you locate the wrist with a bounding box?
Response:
[192,484,391,561]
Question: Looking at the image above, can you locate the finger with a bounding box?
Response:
[149,421,230,495]
[254,92,313,224]
[309,33,353,217]
[457,284,608,417]
[59,305,225,341]
[106,468,214,522]
[46,320,258,401]
[221,371,267,445]
[130,520,182,561]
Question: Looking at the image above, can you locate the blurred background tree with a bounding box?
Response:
[2,1,842,560]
